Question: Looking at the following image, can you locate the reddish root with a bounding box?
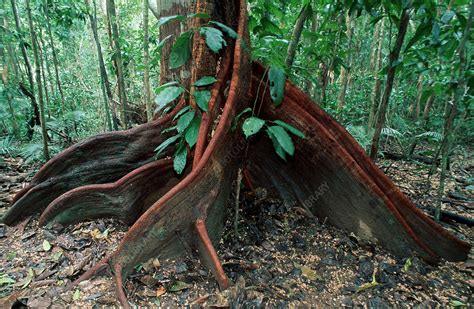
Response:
[195,219,229,289]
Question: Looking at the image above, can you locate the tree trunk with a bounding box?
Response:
[44,0,67,124]
[10,0,41,130]
[369,8,410,159]
[2,1,470,308]
[85,0,117,130]
[408,75,423,119]
[26,0,50,160]
[368,18,385,129]
[106,0,128,128]
[37,32,52,119]
[285,4,311,68]
[336,13,354,113]
[143,0,152,122]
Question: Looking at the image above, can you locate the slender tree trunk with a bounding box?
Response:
[37,32,52,119]
[336,13,355,113]
[408,75,423,119]
[368,18,385,129]
[85,0,118,130]
[44,0,67,123]
[320,13,343,106]
[435,0,473,221]
[304,13,319,94]
[143,0,152,122]
[26,0,50,160]
[10,0,41,128]
[422,94,434,125]
[106,0,128,128]
[369,8,410,159]
[285,4,311,68]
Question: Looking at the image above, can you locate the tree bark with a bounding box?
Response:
[106,0,128,128]
[143,0,152,122]
[369,8,410,159]
[26,0,50,160]
[285,4,311,68]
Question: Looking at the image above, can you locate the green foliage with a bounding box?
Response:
[241,115,305,160]
[169,31,193,69]
[268,66,286,106]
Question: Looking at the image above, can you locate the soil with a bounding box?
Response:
[0,151,472,308]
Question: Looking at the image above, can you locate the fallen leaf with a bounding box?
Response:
[156,286,167,297]
[43,240,52,252]
[18,268,34,289]
[0,273,15,285]
[169,281,192,292]
[403,257,412,272]
[300,265,320,281]
[72,289,81,301]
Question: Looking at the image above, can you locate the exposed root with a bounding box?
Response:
[38,158,178,227]
[1,101,184,225]
[248,63,470,262]
[195,219,229,289]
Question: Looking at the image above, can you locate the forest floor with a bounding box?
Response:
[0,149,473,308]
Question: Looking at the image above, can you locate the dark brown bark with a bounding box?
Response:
[370,8,410,159]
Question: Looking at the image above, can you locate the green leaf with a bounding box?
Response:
[155,86,184,112]
[185,116,201,148]
[200,27,226,53]
[441,10,455,24]
[156,35,172,53]
[209,21,238,39]
[154,134,181,156]
[43,240,52,252]
[72,289,81,301]
[194,90,211,111]
[187,12,211,19]
[267,129,286,160]
[177,111,195,133]
[267,125,294,155]
[0,273,15,286]
[450,300,466,307]
[173,145,187,174]
[273,120,305,138]
[170,31,193,69]
[242,117,265,138]
[403,257,412,272]
[268,66,285,106]
[173,106,191,121]
[169,280,192,292]
[158,15,185,27]
[194,76,217,87]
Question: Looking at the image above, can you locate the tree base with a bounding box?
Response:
[1,0,470,306]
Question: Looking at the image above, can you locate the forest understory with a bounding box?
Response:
[0,143,472,308]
